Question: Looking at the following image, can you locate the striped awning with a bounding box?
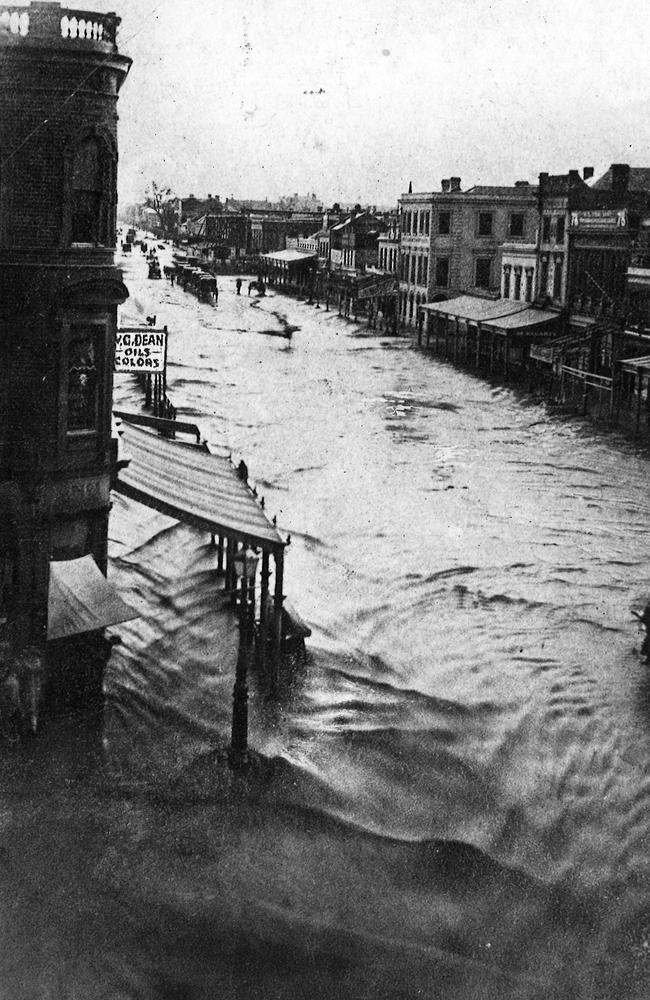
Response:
[114,421,285,551]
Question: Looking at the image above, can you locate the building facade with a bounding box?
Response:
[398,178,538,327]
[0,2,131,704]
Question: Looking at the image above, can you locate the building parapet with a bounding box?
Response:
[0,2,120,51]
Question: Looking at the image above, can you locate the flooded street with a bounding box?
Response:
[2,248,650,999]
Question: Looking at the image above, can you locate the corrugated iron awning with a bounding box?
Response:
[261,249,317,264]
[421,295,528,322]
[114,421,285,551]
[482,308,559,334]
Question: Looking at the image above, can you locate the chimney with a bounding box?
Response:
[441,179,451,192]
[583,167,594,181]
[450,177,461,191]
[611,163,630,194]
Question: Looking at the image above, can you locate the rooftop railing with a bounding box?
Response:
[0,2,119,48]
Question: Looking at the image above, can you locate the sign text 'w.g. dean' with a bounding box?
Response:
[115,328,167,372]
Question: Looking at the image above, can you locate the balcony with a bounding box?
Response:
[0,2,120,51]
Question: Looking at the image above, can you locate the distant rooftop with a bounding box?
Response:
[464,185,538,197]
[592,166,650,192]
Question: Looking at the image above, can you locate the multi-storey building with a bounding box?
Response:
[329,210,386,272]
[398,178,538,327]
[0,1,131,710]
[377,213,400,274]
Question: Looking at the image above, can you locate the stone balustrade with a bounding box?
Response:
[0,2,119,47]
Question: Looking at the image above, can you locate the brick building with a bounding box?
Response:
[0,2,131,711]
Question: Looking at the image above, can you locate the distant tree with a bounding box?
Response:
[144,181,179,239]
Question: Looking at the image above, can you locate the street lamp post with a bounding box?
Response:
[229,545,259,766]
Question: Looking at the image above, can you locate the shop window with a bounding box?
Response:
[438,211,451,235]
[67,328,99,432]
[509,213,524,238]
[475,257,492,288]
[435,257,449,287]
[478,212,493,236]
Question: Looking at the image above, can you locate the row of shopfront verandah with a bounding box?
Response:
[242,243,650,441]
[173,162,650,439]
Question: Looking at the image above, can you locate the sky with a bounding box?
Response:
[32,0,650,206]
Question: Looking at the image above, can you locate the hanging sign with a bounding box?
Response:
[115,327,167,372]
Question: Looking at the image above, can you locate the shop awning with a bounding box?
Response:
[48,556,138,640]
[261,249,317,265]
[483,308,560,334]
[421,295,527,323]
[114,420,285,551]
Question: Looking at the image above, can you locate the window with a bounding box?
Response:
[475,257,492,288]
[435,257,449,287]
[540,256,549,295]
[67,328,99,432]
[0,540,15,627]
[556,216,565,244]
[422,256,428,286]
[513,267,522,300]
[478,212,493,236]
[423,211,430,236]
[65,132,116,247]
[525,269,534,302]
[553,255,563,299]
[509,213,524,238]
[542,215,551,243]
[438,211,451,235]
[502,265,511,298]
[71,139,103,243]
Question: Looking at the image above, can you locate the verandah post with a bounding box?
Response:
[270,548,284,692]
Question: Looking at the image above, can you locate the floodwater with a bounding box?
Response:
[1,248,650,999]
